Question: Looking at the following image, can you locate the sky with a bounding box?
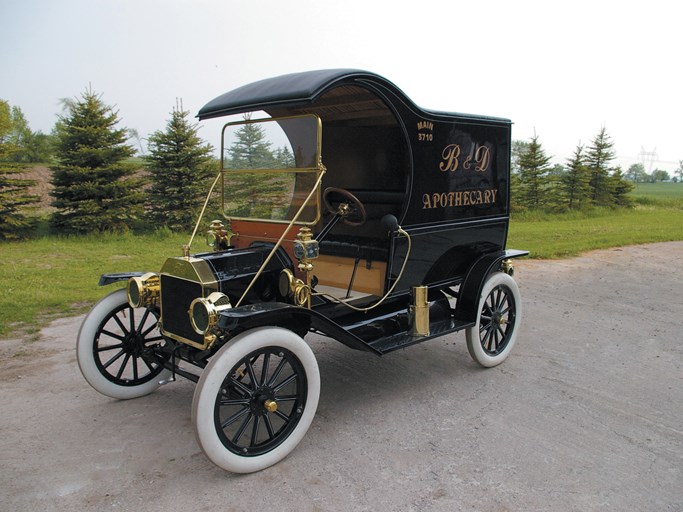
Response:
[1,0,681,172]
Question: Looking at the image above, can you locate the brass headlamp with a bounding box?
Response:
[189,292,232,335]
[127,273,160,308]
[278,269,310,307]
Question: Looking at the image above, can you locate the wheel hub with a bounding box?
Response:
[251,387,276,416]
[492,312,507,326]
[122,332,144,356]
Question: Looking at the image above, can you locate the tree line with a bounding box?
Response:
[0,91,215,239]
[512,129,682,213]
[2,90,683,240]
[0,90,301,240]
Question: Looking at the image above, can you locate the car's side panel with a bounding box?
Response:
[385,218,508,295]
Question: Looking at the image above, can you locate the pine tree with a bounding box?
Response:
[0,100,38,239]
[511,140,530,175]
[562,144,590,210]
[585,127,615,206]
[50,88,142,233]
[608,167,634,207]
[273,146,295,168]
[223,118,295,220]
[145,106,214,231]
[226,121,276,170]
[516,134,551,210]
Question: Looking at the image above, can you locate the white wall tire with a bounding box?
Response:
[466,272,522,368]
[77,288,171,399]
[192,327,320,473]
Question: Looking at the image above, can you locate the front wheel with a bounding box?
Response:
[192,327,320,473]
[466,272,522,367]
[77,288,171,399]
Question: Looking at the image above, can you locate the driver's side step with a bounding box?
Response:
[368,318,474,354]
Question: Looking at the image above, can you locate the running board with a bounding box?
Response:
[368,318,474,354]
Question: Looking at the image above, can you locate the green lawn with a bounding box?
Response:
[0,231,187,337]
[508,207,683,259]
[507,182,683,258]
[2,183,683,338]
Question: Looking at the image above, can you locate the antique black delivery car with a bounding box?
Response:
[77,69,528,473]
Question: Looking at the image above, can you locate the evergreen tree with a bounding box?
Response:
[676,160,683,183]
[562,144,590,210]
[145,106,214,230]
[50,88,143,233]
[585,127,615,206]
[273,146,295,168]
[608,167,634,207]
[516,134,551,210]
[0,100,38,239]
[511,140,530,175]
[224,118,297,220]
[226,121,276,170]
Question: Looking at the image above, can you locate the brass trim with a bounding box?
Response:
[410,286,430,336]
[158,256,220,350]
[501,258,514,276]
[294,281,311,307]
[160,328,212,351]
[264,399,278,413]
[278,268,295,298]
[160,256,218,287]
[189,292,232,335]
[127,272,160,308]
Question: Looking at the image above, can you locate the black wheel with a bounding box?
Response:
[192,327,319,473]
[465,272,521,367]
[77,288,171,399]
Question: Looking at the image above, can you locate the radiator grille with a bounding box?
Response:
[160,275,205,346]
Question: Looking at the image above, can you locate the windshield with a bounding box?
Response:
[220,115,322,225]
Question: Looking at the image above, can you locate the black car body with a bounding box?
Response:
[77,69,528,473]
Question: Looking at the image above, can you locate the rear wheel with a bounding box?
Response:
[77,288,171,399]
[466,272,521,367]
[192,327,320,473]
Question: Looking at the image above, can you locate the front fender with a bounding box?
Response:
[98,272,146,286]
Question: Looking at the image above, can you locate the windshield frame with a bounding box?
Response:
[219,114,324,227]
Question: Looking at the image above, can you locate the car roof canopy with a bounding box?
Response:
[197,69,510,126]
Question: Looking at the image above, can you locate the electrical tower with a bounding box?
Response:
[639,147,658,172]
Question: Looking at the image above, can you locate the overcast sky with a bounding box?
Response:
[1,0,680,172]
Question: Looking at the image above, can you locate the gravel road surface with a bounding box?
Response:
[1,242,682,511]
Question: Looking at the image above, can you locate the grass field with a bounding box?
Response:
[508,207,683,258]
[0,231,187,337]
[1,183,682,338]
[508,183,683,258]
[631,182,683,200]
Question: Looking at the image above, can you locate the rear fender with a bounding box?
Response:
[454,249,528,323]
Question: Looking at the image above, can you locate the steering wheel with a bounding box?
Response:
[322,187,367,227]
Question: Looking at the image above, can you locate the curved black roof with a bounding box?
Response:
[198,69,391,119]
[197,69,510,125]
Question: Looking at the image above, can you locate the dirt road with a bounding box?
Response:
[1,242,682,511]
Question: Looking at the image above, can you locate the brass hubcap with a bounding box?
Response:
[493,313,507,326]
[263,399,278,413]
